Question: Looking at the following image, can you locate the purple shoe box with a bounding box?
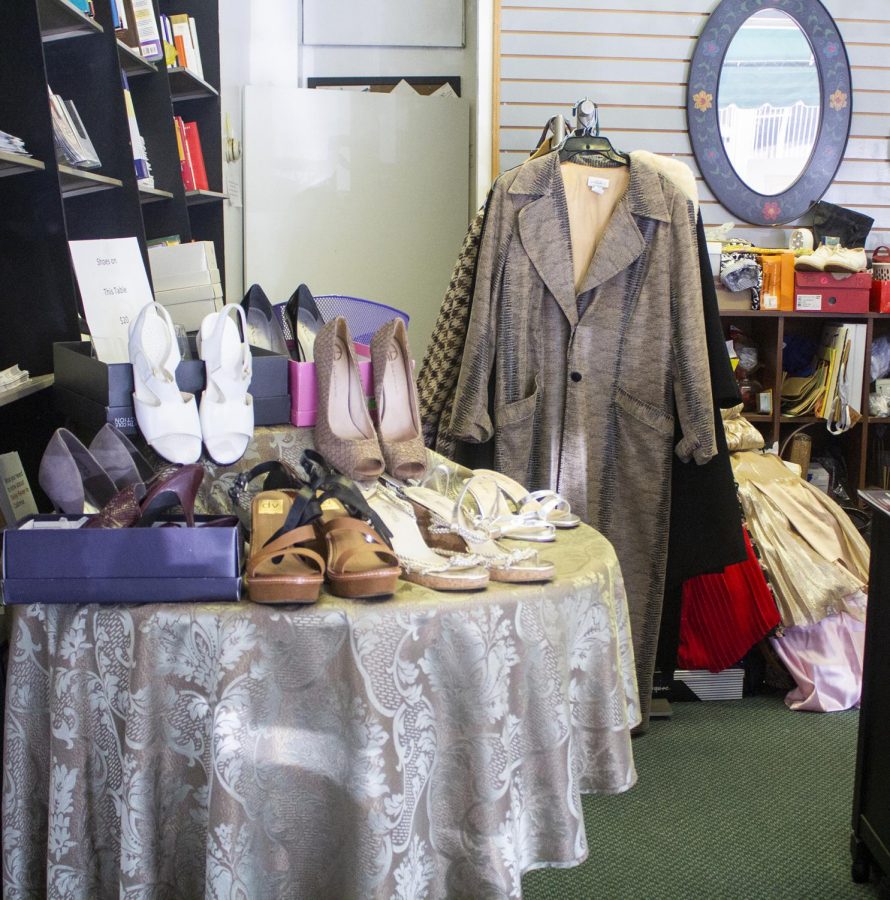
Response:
[53,340,291,435]
[2,515,243,604]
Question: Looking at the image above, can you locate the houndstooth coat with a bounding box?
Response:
[449,152,717,728]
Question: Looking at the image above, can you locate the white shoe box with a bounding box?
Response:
[148,241,217,279]
[155,282,224,332]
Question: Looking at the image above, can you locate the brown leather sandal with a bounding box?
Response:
[246,489,325,604]
[319,508,401,599]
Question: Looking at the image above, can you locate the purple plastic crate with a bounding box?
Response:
[274,295,409,347]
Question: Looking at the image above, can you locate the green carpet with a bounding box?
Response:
[523,695,881,900]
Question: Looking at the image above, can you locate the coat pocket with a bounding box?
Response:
[493,377,540,480]
[614,387,675,438]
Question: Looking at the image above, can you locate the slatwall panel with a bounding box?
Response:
[496,0,890,248]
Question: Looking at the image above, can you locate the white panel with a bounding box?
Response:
[303,0,464,48]
[500,56,688,82]
[501,33,697,59]
[825,0,890,19]
[244,87,470,362]
[500,127,692,155]
[503,0,712,11]
[499,81,688,107]
[500,104,685,131]
[846,69,890,91]
[501,8,705,35]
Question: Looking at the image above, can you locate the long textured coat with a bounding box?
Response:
[449,152,717,727]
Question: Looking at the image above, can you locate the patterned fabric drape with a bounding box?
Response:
[3,525,639,899]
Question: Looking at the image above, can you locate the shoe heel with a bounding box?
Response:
[139,464,205,527]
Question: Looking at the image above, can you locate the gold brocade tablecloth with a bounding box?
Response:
[2,428,640,900]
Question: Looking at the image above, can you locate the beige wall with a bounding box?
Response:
[495,0,890,248]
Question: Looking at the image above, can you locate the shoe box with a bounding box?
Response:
[289,341,374,427]
[149,241,225,332]
[794,271,871,313]
[2,514,242,604]
[53,338,291,436]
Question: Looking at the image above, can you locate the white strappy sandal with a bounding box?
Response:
[471,469,581,529]
[128,302,202,464]
[197,304,254,465]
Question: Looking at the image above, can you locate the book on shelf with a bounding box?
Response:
[183,121,208,191]
[174,117,208,191]
[67,0,94,16]
[49,88,100,169]
[0,451,38,529]
[159,15,178,67]
[122,72,153,186]
[168,13,204,79]
[116,0,163,61]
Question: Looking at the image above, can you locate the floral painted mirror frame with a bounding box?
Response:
[687,0,852,226]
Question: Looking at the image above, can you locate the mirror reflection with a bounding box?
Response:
[718,9,821,196]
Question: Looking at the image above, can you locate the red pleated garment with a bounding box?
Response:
[678,528,781,673]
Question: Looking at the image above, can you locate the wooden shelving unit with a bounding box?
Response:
[721,307,890,498]
[0,375,55,409]
[116,39,157,77]
[37,0,104,41]
[0,152,46,177]
[185,188,226,204]
[0,0,224,493]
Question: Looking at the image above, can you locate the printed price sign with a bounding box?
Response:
[69,237,154,363]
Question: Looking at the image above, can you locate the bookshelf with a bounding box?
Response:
[0,0,224,494]
[720,308,890,498]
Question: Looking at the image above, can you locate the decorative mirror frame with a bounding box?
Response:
[687,0,852,226]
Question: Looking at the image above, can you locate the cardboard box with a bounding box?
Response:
[290,342,373,427]
[2,515,242,604]
[53,341,291,434]
[716,284,754,312]
[795,271,871,313]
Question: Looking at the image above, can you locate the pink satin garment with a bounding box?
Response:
[769,592,866,712]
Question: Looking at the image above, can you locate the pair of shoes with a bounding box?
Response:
[241,284,289,357]
[39,424,158,514]
[314,316,427,482]
[796,245,867,273]
[246,462,399,603]
[425,465,581,535]
[298,449,487,593]
[84,464,204,528]
[129,303,254,466]
[38,426,205,527]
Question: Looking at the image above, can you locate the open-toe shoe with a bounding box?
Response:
[313,316,384,481]
[197,304,255,465]
[400,483,556,584]
[246,485,325,604]
[129,302,202,465]
[370,317,428,481]
[313,473,400,599]
[471,469,580,529]
[365,482,489,592]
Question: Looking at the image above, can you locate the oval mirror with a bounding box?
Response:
[688,0,852,226]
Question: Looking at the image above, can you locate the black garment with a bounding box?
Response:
[655,212,747,681]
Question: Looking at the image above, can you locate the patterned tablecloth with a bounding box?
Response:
[2,428,640,899]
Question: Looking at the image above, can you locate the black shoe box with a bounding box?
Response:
[53,340,291,434]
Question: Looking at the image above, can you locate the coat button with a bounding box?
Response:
[571,371,582,382]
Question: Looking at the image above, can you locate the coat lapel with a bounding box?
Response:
[510,154,578,327]
[517,195,578,327]
[576,201,644,298]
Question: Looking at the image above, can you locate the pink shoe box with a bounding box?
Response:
[289,342,374,427]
